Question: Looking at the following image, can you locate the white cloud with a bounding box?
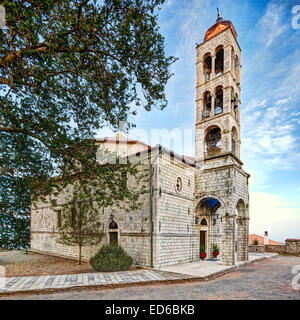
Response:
[275,97,292,105]
[257,2,288,47]
[249,192,300,242]
[243,98,268,113]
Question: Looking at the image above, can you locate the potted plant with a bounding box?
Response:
[200,244,206,261]
[212,243,220,258]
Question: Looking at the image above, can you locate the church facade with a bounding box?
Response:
[30,14,250,268]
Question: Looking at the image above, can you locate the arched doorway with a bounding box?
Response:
[200,218,208,254]
[195,198,222,259]
[108,220,119,246]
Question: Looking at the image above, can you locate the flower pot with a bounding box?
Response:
[213,250,219,258]
[200,252,207,261]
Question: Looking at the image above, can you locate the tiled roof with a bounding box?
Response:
[249,234,282,246]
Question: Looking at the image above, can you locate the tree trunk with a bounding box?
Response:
[78,244,82,265]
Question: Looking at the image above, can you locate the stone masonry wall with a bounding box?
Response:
[249,245,265,253]
[31,157,152,266]
[153,153,197,267]
[285,239,300,255]
[265,239,300,256]
[31,194,152,265]
[221,215,235,265]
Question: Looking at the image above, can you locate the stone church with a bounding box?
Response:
[30,13,250,268]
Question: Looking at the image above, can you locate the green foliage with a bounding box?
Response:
[0,213,29,250]
[55,183,104,264]
[200,244,206,253]
[0,162,31,249]
[252,238,259,246]
[90,244,133,272]
[212,243,219,252]
[0,0,175,248]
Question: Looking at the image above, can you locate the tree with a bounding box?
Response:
[56,184,103,264]
[0,0,176,248]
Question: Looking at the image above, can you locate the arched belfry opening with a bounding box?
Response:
[205,126,222,157]
[215,45,224,76]
[203,53,212,82]
[215,86,223,115]
[203,91,212,119]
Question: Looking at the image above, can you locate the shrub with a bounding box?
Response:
[89,244,133,272]
[212,243,220,251]
[252,238,259,246]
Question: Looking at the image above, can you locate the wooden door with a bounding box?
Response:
[200,231,206,251]
[109,232,118,246]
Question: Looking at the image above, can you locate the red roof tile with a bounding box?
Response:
[249,234,282,246]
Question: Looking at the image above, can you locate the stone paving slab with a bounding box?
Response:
[0,253,278,295]
[158,252,278,277]
[0,270,174,294]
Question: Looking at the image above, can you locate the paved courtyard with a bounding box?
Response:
[159,252,277,277]
[0,252,275,294]
[2,256,299,300]
[0,269,186,294]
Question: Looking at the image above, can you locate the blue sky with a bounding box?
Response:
[98,0,300,242]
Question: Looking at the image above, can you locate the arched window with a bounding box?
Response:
[203,91,212,119]
[176,177,182,192]
[109,220,119,245]
[236,199,246,216]
[200,219,208,226]
[203,53,212,82]
[109,221,118,229]
[215,86,223,115]
[215,45,224,76]
[205,126,222,157]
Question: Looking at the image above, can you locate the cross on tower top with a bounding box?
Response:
[216,8,223,22]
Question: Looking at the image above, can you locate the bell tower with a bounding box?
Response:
[194,11,250,266]
[195,10,241,162]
